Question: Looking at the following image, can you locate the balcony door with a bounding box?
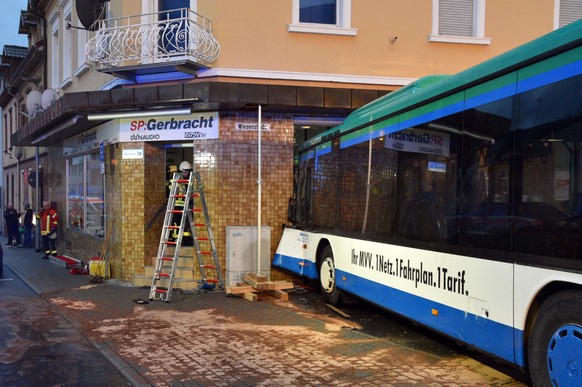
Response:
[159,0,191,54]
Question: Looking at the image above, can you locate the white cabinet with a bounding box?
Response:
[225,226,271,286]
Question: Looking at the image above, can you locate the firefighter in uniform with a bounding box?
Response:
[37,201,59,259]
[170,161,193,245]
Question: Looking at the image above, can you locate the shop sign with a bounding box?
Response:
[63,120,119,156]
[119,112,220,142]
[122,149,144,159]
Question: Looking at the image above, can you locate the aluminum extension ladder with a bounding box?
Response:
[149,171,223,302]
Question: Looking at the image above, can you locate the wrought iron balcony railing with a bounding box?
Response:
[86,8,220,70]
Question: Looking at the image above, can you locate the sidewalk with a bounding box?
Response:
[3,246,151,385]
[2,245,526,386]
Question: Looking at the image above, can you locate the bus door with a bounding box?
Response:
[396,152,446,242]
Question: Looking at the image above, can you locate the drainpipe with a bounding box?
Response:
[27,2,47,251]
[257,105,262,276]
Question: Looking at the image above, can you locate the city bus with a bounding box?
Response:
[274,20,582,386]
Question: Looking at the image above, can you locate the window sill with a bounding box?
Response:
[288,23,357,36]
[428,34,491,45]
[74,63,90,78]
[59,76,73,89]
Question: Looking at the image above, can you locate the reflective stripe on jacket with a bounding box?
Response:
[37,208,59,235]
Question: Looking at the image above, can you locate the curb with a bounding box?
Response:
[5,259,43,295]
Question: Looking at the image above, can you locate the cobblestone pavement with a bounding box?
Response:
[0,267,130,386]
[4,248,528,386]
[47,284,526,386]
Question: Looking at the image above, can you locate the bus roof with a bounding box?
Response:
[299,19,582,152]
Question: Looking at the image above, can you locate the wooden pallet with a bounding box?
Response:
[225,273,293,302]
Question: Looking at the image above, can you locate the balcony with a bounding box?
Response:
[86,8,220,79]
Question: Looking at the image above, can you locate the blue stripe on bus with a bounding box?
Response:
[273,253,319,279]
[398,100,465,131]
[464,83,517,110]
[517,60,582,93]
[340,122,399,149]
[316,146,331,156]
[339,61,582,151]
[273,252,520,366]
[336,268,519,365]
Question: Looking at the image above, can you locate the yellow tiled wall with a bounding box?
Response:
[59,112,294,283]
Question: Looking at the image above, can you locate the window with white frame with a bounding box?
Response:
[3,113,8,153]
[75,26,89,76]
[555,0,582,29]
[289,0,357,36]
[429,0,491,45]
[8,108,13,150]
[62,2,73,87]
[66,153,105,237]
[49,11,60,88]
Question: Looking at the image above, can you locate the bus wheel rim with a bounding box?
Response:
[547,324,582,385]
[320,257,335,294]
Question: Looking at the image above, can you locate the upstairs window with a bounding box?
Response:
[429,0,491,45]
[555,0,582,29]
[49,10,60,88]
[62,1,73,87]
[289,0,356,36]
[300,0,337,24]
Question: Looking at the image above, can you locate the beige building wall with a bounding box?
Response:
[45,0,115,94]
[197,0,561,87]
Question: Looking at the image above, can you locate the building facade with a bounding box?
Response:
[5,0,581,286]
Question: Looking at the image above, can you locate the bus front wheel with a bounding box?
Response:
[319,245,341,305]
[528,290,582,386]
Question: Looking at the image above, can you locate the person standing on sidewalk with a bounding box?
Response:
[22,203,34,248]
[4,203,22,247]
[37,201,59,259]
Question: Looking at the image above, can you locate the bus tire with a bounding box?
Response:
[528,290,582,387]
[319,245,341,305]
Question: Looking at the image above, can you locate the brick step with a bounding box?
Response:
[132,274,202,291]
[163,245,210,257]
[144,265,194,279]
[147,256,197,267]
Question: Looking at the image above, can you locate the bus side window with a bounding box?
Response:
[296,168,312,225]
[396,155,446,242]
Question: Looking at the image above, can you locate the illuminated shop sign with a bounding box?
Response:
[63,120,119,156]
[119,112,219,142]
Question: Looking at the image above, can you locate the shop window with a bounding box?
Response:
[429,0,491,45]
[67,153,105,237]
[289,0,356,36]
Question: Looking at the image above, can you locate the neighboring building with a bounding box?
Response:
[7,0,581,287]
[0,41,44,235]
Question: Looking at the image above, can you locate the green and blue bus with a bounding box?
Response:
[275,20,582,385]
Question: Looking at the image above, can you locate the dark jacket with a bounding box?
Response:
[3,208,20,228]
[24,208,33,227]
